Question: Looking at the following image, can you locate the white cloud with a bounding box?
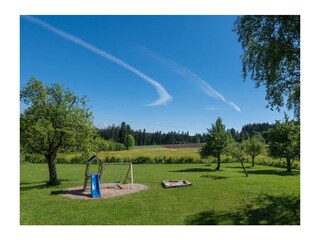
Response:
[137,45,241,112]
[23,16,172,107]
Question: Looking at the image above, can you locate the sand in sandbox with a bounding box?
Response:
[59,183,149,200]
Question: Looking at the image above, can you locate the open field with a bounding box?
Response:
[22,145,300,170]
[102,145,201,162]
[161,143,204,148]
[20,162,300,225]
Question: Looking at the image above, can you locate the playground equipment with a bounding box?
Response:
[83,155,104,191]
[90,174,101,198]
[83,155,134,198]
[104,162,134,188]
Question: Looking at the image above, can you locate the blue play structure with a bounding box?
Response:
[90,174,101,198]
[83,155,134,198]
[83,155,104,198]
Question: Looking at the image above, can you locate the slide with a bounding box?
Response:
[90,174,101,198]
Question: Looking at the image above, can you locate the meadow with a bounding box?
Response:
[23,145,300,169]
[20,149,300,225]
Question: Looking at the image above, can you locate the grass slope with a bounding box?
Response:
[20,162,300,225]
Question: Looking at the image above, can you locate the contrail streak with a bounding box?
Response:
[138,45,241,112]
[23,16,172,107]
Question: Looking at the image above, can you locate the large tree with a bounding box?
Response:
[199,117,230,170]
[267,116,300,172]
[20,78,98,185]
[234,15,300,118]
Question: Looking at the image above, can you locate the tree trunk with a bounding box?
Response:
[216,155,221,170]
[251,155,255,167]
[286,158,292,172]
[240,160,249,177]
[45,151,59,185]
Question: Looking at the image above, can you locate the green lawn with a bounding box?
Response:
[20,162,300,225]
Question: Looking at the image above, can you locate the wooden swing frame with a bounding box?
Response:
[104,162,134,188]
[83,155,134,190]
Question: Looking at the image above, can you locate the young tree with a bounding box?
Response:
[225,141,248,177]
[20,78,98,185]
[234,16,300,118]
[125,134,135,150]
[199,117,230,170]
[268,117,300,172]
[243,134,266,166]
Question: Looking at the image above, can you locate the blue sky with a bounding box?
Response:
[20,15,292,134]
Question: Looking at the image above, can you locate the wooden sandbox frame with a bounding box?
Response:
[161,180,192,188]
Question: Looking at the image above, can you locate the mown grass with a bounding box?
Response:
[20,162,300,225]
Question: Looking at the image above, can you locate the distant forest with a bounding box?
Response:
[97,122,275,146]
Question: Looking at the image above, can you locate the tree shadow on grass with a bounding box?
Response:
[169,168,215,173]
[185,194,300,225]
[246,169,300,177]
[225,166,300,176]
[185,210,220,225]
[20,179,72,191]
[201,175,228,180]
[51,189,91,198]
[225,165,252,169]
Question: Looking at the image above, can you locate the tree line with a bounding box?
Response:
[97,122,205,146]
[97,122,275,146]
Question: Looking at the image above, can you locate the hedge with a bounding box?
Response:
[21,153,299,170]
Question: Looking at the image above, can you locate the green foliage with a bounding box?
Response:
[114,142,126,151]
[20,77,98,184]
[104,155,201,164]
[106,141,116,151]
[225,141,249,176]
[125,134,135,150]
[234,16,300,118]
[199,117,231,170]
[268,116,300,171]
[24,154,46,163]
[23,153,85,164]
[243,133,266,166]
[94,137,109,152]
[226,141,246,162]
[254,156,300,170]
[98,123,204,145]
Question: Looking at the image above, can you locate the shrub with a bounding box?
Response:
[70,156,85,164]
[24,154,46,163]
[132,156,152,164]
[95,138,110,152]
[103,155,203,164]
[115,143,126,151]
[105,156,121,163]
[107,141,116,151]
[154,157,163,164]
[56,156,68,164]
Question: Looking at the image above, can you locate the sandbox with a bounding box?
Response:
[58,183,149,200]
[161,180,192,188]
